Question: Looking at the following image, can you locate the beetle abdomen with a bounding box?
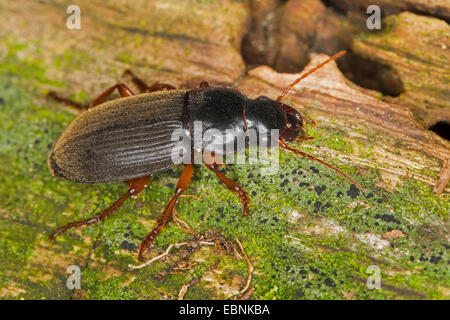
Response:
[49,90,188,183]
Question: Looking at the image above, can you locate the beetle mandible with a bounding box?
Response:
[48,50,361,261]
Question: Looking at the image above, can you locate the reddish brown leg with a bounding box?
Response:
[88,83,134,107]
[241,104,249,132]
[138,164,194,261]
[122,70,148,92]
[47,91,86,110]
[295,134,315,142]
[48,83,134,111]
[204,153,250,216]
[146,82,176,92]
[122,69,176,93]
[49,176,149,240]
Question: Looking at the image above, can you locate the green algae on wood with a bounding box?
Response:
[353,12,450,128]
[0,63,448,298]
[0,1,449,300]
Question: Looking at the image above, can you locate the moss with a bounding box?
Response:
[53,48,93,71]
[83,269,138,300]
[0,36,448,300]
[116,52,137,64]
[353,12,450,128]
[305,126,354,154]
[0,36,64,88]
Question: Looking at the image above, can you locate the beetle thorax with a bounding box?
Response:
[187,88,285,155]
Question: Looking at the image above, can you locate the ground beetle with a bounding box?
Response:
[48,51,360,261]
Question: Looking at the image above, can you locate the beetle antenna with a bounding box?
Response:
[277,50,346,102]
[295,134,315,142]
[279,138,362,190]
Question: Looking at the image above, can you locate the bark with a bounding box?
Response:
[325,0,450,22]
[0,0,448,300]
[353,12,450,128]
[244,53,450,191]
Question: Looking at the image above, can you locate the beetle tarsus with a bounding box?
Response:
[138,165,193,261]
[49,176,149,241]
[88,83,134,107]
[204,153,250,216]
[122,69,176,93]
[47,91,88,111]
[47,83,135,111]
[145,82,176,93]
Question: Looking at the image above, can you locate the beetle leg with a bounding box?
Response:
[88,83,134,108]
[47,91,86,110]
[122,69,176,93]
[146,82,176,92]
[295,134,315,142]
[49,176,149,241]
[48,83,134,111]
[241,103,249,132]
[204,152,250,216]
[138,164,194,261]
[122,70,148,92]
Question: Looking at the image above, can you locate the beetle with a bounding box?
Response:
[48,50,361,261]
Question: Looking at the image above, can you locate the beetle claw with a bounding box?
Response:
[138,242,153,261]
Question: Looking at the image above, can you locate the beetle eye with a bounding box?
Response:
[296,113,304,127]
[257,95,270,101]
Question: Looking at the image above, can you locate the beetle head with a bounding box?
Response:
[271,50,362,190]
[252,96,305,143]
[279,102,304,142]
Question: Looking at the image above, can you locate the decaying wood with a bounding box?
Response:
[243,3,450,131]
[0,0,448,300]
[325,0,450,22]
[178,277,200,300]
[242,0,364,72]
[272,0,362,72]
[241,0,279,67]
[353,12,450,128]
[434,159,450,196]
[242,53,450,192]
[0,0,248,94]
